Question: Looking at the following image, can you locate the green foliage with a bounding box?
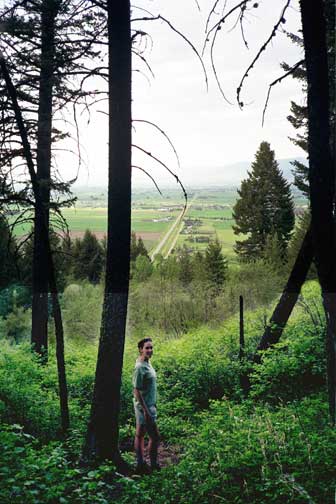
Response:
[287,210,317,279]
[262,233,286,273]
[204,237,228,292]
[0,343,62,439]
[72,230,104,284]
[120,396,335,504]
[0,282,30,317]
[233,142,295,261]
[62,283,102,342]
[176,245,193,285]
[128,277,200,337]
[19,230,72,291]
[130,231,149,262]
[0,305,31,343]
[251,325,326,403]
[0,215,18,289]
[0,280,334,503]
[128,255,284,337]
[132,255,153,282]
[0,424,119,503]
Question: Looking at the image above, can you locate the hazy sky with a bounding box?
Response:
[63,0,306,188]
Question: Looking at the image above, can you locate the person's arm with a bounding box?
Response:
[133,388,151,421]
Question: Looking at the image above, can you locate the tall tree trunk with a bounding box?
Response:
[254,226,313,362]
[300,0,336,424]
[84,0,132,464]
[0,53,69,434]
[31,0,58,358]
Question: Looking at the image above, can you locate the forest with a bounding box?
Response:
[0,0,335,503]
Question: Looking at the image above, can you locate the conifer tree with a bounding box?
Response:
[177,245,193,286]
[73,230,104,284]
[130,231,149,262]
[233,141,295,261]
[204,237,227,291]
[284,2,334,198]
[0,215,18,288]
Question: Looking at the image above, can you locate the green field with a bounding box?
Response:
[9,186,306,258]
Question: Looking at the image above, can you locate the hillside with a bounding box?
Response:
[0,281,334,503]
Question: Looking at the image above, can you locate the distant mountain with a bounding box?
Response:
[74,157,307,190]
[183,157,307,187]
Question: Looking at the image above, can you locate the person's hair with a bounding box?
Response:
[137,337,152,350]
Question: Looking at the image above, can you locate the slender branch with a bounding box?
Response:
[132,165,162,195]
[132,14,208,90]
[262,59,305,125]
[132,143,188,208]
[132,50,155,78]
[133,118,181,171]
[205,0,221,34]
[209,24,233,104]
[239,8,249,48]
[205,0,248,47]
[193,0,201,11]
[236,0,291,108]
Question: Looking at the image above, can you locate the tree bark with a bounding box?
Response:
[254,226,313,362]
[84,0,132,465]
[300,0,336,424]
[0,52,69,434]
[31,0,58,359]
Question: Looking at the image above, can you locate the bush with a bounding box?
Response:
[0,424,120,503]
[116,396,335,504]
[0,280,333,503]
[62,283,102,342]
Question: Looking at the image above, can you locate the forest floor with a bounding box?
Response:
[121,437,181,470]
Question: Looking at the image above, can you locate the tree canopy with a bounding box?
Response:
[233,141,295,261]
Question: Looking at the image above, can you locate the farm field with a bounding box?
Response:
[10,186,307,260]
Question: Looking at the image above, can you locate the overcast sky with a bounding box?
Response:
[63,0,306,188]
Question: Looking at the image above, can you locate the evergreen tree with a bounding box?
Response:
[233,142,295,261]
[204,237,227,291]
[73,230,104,284]
[176,245,193,285]
[130,231,149,262]
[191,250,208,283]
[282,33,309,197]
[283,6,335,198]
[20,229,71,291]
[262,233,286,274]
[0,215,18,289]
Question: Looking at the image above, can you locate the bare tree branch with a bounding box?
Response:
[237,0,291,108]
[132,14,208,90]
[132,165,162,195]
[262,59,305,126]
[132,143,188,209]
[132,118,181,171]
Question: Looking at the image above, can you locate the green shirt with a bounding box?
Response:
[132,358,157,408]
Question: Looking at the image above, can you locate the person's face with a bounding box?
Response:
[140,341,153,359]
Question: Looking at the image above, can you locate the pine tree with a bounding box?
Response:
[281,33,309,197]
[176,245,193,285]
[0,215,18,288]
[204,237,227,291]
[284,5,335,198]
[130,231,149,262]
[233,141,295,261]
[73,230,104,284]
